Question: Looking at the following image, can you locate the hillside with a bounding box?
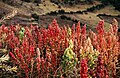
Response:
[0,0,120,31]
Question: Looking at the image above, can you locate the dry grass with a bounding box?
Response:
[95,5,120,15]
[39,1,59,15]
[61,1,101,12]
[39,0,102,14]
[64,13,110,31]
[0,1,119,31]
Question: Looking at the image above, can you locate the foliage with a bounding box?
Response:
[61,39,78,74]
[0,19,119,78]
[0,53,17,78]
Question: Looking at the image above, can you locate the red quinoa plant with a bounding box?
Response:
[0,19,119,78]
